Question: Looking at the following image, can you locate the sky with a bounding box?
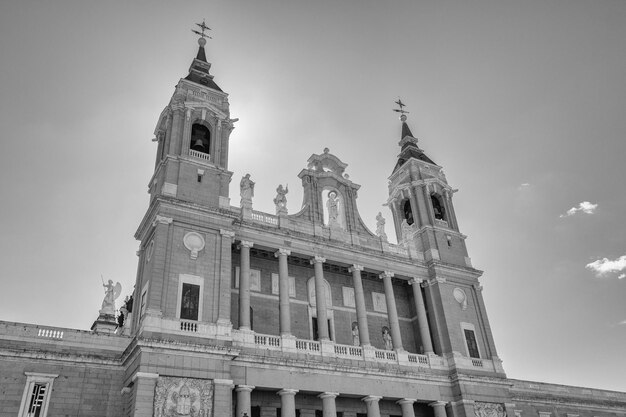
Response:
[1,0,625,392]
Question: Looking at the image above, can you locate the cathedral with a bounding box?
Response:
[1,31,625,417]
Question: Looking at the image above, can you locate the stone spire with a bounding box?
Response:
[392,112,435,174]
[185,23,222,91]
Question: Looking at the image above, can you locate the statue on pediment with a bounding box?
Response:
[327,191,340,227]
[376,212,388,242]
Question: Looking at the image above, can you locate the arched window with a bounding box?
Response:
[431,194,445,221]
[190,123,211,155]
[403,199,414,225]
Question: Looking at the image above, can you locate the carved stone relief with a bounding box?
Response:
[154,377,213,417]
[474,402,505,417]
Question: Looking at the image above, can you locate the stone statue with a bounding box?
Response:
[351,322,360,346]
[327,191,339,226]
[101,279,121,315]
[240,174,255,202]
[375,212,388,242]
[382,326,393,350]
[239,174,254,211]
[273,184,288,214]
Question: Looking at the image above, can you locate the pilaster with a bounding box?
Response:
[131,372,159,417]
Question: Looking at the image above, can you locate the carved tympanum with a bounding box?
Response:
[474,402,505,417]
[154,377,213,417]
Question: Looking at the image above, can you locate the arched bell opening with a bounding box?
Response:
[431,193,446,221]
[190,123,211,155]
[402,199,414,226]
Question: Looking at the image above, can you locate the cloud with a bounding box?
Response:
[585,255,626,279]
[560,201,598,218]
[517,183,531,191]
[620,320,626,326]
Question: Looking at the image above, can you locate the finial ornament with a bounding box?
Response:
[393,98,409,121]
[192,19,212,45]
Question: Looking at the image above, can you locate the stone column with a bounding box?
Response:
[275,248,292,336]
[311,256,329,340]
[131,372,159,417]
[380,271,403,350]
[362,396,382,417]
[408,278,434,354]
[349,264,370,346]
[218,230,235,327]
[319,392,339,417]
[213,379,235,417]
[429,401,448,417]
[397,399,416,417]
[239,241,254,330]
[278,389,299,417]
[236,385,255,417]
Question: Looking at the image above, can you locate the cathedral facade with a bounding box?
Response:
[1,36,625,417]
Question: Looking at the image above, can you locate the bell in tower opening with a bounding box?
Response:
[431,194,445,221]
[190,123,211,154]
[403,199,414,225]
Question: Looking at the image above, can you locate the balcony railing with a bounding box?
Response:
[295,339,320,352]
[189,149,211,162]
[434,219,448,228]
[334,343,363,358]
[251,211,278,226]
[136,319,503,373]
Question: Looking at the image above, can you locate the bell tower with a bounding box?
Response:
[150,30,237,209]
[387,102,503,373]
[387,109,470,268]
[130,26,239,339]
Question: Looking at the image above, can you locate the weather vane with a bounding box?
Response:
[192,20,212,39]
[392,98,409,115]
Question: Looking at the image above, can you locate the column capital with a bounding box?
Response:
[473,284,483,292]
[362,395,382,403]
[131,371,159,382]
[318,392,339,399]
[408,277,424,286]
[213,378,234,387]
[240,240,254,248]
[277,388,299,396]
[153,215,173,226]
[235,385,255,392]
[275,248,291,257]
[349,264,364,272]
[220,229,235,238]
[397,398,417,405]
[429,401,448,408]
[379,271,394,279]
[310,255,326,264]
[451,399,475,406]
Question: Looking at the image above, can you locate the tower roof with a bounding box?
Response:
[392,114,436,174]
[184,37,222,92]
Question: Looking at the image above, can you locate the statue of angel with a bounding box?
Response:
[101,279,121,315]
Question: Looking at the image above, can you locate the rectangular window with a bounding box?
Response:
[140,282,149,317]
[180,283,200,320]
[176,274,204,321]
[19,373,57,417]
[464,329,480,358]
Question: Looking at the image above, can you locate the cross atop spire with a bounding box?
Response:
[393,98,409,117]
[192,20,212,40]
